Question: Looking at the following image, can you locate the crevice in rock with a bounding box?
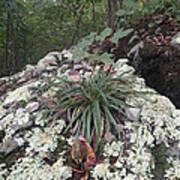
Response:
[0,142,28,168]
[130,43,180,109]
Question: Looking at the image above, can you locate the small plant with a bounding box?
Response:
[72,27,133,65]
[54,70,136,148]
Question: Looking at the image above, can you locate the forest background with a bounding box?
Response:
[0,0,180,77]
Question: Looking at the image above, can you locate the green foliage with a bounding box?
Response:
[0,0,107,76]
[152,143,170,180]
[54,70,135,147]
[96,27,112,42]
[0,0,180,77]
[115,0,180,26]
[115,9,134,18]
[115,0,138,26]
[0,0,28,74]
[72,26,133,65]
[72,30,115,65]
[88,52,114,65]
[72,32,96,62]
[111,28,134,45]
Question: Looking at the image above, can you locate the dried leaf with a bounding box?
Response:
[72,136,96,169]
[80,172,89,180]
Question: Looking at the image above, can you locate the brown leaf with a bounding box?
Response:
[80,172,89,180]
[72,135,96,169]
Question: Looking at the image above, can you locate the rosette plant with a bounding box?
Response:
[54,70,137,148]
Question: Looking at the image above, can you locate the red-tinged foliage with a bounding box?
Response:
[72,136,96,179]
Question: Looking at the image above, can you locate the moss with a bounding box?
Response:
[18,100,27,108]
[152,142,169,180]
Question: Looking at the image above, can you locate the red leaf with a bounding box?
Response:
[72,135,96,170]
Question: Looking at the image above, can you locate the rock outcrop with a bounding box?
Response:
[0,50,179,180]
[136,32,180,108]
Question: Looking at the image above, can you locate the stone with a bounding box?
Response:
[3,85,31,106]
[0,79,6,86]
[8,120,33,135]
[47,51,62,62]
[0,129,5,143]
[25,64,35,72]
[36,53,58,72]
[93,163,109,179]
[0,113,14,129]
[61,49,73,61]
[0,107,6,120]
[0,139,19,158]
[68,70,80,82]
[171,32,180,45]
[125,107,141,121]
[25,102,40,113]
[0,50,179,179]
[15,109,30,125]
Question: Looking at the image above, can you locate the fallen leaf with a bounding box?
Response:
[72,135,96,170]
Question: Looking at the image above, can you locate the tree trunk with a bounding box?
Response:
[119,0,123,8]
[71,0,88,45]
[13,19,18,70]
[5,11,10,70]
[92,0,96,31]
[23,31,27,64]
[107,0,116,30]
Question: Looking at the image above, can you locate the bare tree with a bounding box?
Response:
[71,0,88,45]
[107,0,113,29]
[107,0,118,30]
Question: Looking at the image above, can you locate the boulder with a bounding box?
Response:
[137,32,180,108]
[0,50,179,180]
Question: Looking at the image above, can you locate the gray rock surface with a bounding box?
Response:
[0,139,19,158]
[0,50,179,180]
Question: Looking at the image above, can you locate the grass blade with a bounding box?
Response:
[93,101,101,144]
[87,106,92,142]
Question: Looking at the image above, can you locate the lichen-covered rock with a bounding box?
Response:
[6,156,72,180]
[171,32,180,45]
[0,50,179,180]
[25,101,40,113]
[165,158,180,180]
[3,85,31,106]
[0,139,19,158]
[90,59,180,180]
[0,107,6,120]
